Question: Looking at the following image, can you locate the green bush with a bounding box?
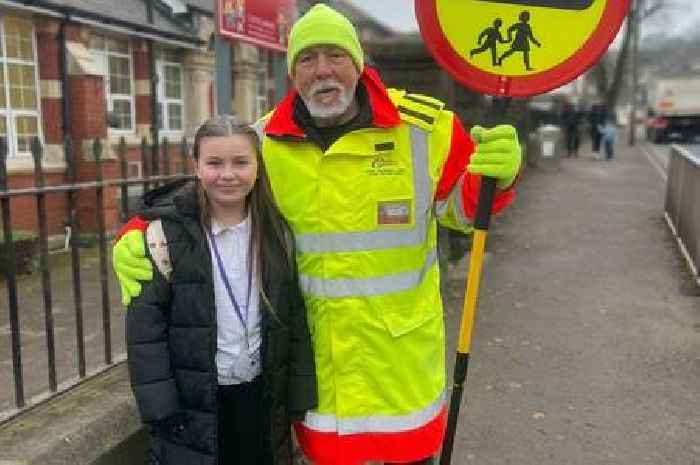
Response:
[0,230,39,275]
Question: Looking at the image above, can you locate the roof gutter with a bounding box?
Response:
[0,0,205,48]
[73,16,201,50]
[0,0,63,17]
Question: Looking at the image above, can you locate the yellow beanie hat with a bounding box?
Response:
[287,4,364,74]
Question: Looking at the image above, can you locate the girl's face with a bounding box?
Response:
[195,135,258,213]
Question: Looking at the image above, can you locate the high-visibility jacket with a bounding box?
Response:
[257,67,514,465]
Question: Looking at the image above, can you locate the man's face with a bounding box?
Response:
[292,45,360,123]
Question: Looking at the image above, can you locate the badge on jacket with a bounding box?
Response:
[378,200,411,226]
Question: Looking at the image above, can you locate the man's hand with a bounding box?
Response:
[113,229,153,306]
[468,124,522,190]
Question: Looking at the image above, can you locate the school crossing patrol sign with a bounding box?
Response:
[415,0,630,97]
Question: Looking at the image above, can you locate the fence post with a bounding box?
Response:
[0,137,24,408]
[141,136,150,194]
[180,136,188,175]
[32,136,57,393]
[64,135,86,377]
[93,138,112,365]
[118,137,129,221]
[162,137,170,179]
[151,133,160,187]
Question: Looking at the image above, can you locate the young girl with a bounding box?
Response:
[126,116,317,465]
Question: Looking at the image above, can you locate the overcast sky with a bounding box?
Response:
[346,0,700,38]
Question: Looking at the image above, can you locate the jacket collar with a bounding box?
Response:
[263,66,401,138]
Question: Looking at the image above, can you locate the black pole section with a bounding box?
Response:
[59,15,72,138]
[474,179,497,230]
[440,353,470,465]
[118,137,129,221]
[0,137,24,407]
[179,136,188,175]
[148,39,159,188]
[141,136,150,194]
[32,137,57,392]
[93,138,112,365]
[61,17,86,378]
[65,135,85,378]
[162,137,170,178]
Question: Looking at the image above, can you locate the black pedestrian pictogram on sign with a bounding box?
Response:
[471,11,541,71]
[469,18,508,66]
[477,0,594,10]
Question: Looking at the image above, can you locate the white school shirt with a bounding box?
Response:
[207,216,262,385]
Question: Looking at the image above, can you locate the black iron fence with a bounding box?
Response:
[0,134,192,422]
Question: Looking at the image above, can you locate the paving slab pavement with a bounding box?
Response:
[440,139,700,465]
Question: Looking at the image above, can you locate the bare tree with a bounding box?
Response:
[588,0,671,110]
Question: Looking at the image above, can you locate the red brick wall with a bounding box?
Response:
[133,42,152,127]
[70,76,106,141]
[133,45,150,80]
[67,74,121,232]
[135,95,152,126]
[37,30,61,80]
[41,99,63,144]
[6,173,69,235]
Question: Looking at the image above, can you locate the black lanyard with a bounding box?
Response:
[206,227,253,345]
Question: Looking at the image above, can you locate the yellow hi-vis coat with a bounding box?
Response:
[255,68,514,465]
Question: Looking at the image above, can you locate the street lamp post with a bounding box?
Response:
[629,0,644,146]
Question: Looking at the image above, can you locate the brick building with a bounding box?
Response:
[1,0,284,236]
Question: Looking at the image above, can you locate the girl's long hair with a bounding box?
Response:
[192,116,295,311]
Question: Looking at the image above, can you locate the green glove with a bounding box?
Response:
[112,229,153,306]
[468,124,522,190]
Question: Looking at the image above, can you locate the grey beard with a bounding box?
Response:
[301,89,354,121]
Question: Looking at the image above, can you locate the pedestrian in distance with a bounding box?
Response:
[124,116,317,465]
[470,18,508,66]
[588,102,607,153]
[598,117,617,160]
[561,101,581,158]
[113,5,522,464]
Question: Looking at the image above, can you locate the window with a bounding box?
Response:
[90,36,134,132]
[0,16,41,158]
[156,49,184,133]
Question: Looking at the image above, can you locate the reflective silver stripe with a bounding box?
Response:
[296,126,432,254]
[434,173,472,230]
[303,391,445,435]
[300,248,437,298]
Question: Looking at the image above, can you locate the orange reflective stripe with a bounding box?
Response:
[295,406,447,465]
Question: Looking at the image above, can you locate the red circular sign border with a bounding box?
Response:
[415,0,631,97]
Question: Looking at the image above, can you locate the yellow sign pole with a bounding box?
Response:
[440,175,498,465]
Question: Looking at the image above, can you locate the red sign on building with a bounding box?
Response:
[218,0,296,51]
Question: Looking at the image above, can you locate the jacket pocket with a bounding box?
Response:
[374,283,441,337]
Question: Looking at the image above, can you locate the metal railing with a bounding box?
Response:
[0,134,192,422]
[664,144,700,286]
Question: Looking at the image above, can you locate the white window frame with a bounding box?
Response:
[91,35,135,135]
[156,51,185,136]
[0,15,43,159]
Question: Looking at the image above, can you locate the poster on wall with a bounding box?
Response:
[218,0,297,51]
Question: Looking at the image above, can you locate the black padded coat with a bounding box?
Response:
[126,181,317,465]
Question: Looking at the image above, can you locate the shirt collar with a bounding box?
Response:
[210,213,250,236]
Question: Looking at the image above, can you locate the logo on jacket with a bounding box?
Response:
[368,157,405,176]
